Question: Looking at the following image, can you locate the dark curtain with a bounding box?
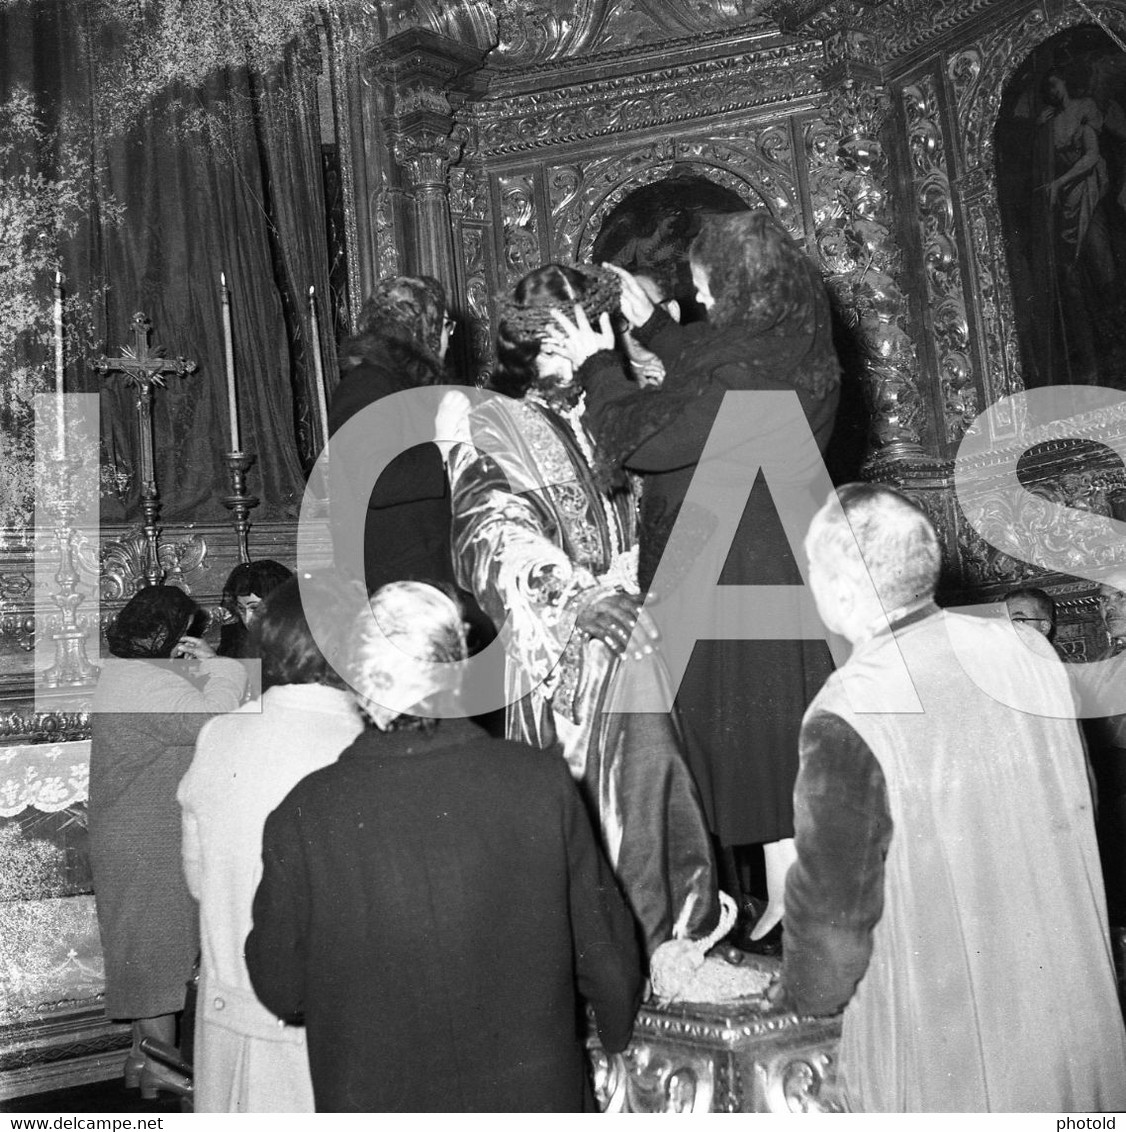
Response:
[2,0,335,523]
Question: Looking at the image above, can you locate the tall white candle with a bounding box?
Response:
[54,270,66,459]
[220,271,240,453]
[308,286,330,448]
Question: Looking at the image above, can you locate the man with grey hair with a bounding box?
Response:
[774,482,1126,1111]
[246,582,643,1112]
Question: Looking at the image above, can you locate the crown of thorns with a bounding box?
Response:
[496,264,621,343]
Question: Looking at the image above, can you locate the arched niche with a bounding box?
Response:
[549,134,798,270]
[995,24,1126,390]
[949,7,1126,433]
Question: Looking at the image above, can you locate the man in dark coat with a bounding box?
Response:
[245,581,643,1112]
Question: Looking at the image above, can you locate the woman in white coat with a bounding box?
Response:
[178,574,365,1112]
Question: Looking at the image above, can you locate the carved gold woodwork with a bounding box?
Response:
[375,29,485,290]
[587,991,845,1112]
[944,3,1126,444]
[488,0,775,68]
[903,74,976,446]
[813,50,926,459]
[472,40,822,157]
[545,134,795,270]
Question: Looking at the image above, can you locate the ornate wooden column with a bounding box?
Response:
[376,29,486,303]
[814,35,928,467]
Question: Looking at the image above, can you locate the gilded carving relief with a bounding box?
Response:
[472,43,822,157]
[498,172,542,286]
[903,75,976,445]
[807,79,926,456]
[546,134,792,267]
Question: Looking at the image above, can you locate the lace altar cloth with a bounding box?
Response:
[0,894,104,1025]
[0,742,90,817]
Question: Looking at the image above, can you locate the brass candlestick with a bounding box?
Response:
[41,455,99,688]
[222,451,259,564]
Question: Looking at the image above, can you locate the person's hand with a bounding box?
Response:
[603,262,656,329]
[575,592,659,658]
[765,972,788,1011]
[173,635,216,659]
[435,389,472,460]
[541,305,614,370]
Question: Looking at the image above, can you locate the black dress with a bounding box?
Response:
[580,277,840,847]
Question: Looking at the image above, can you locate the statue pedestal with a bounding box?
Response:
[588,958,843,1112]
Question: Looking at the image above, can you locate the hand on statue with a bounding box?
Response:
[541,305,614,370]
[435,389,473,461]
[576,591,659,659]
[603,262,656,329]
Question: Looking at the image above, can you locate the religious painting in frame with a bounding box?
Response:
[995,25,1126,390]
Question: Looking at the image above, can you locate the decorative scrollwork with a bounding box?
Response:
[769,1050,848,1112]
[0,712,90,743]
[460,225,494,380]
[904,76,975,446]
[619,1044,715,1112]
[498,172,541,286]
[156,534,208,594]
[469,43,822,156]
[374,166,401,280]
[806,84,925,458]
[99,530,150,603]
[957,467,1126,587]
[545,137,788,267]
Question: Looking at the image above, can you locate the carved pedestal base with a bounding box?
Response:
[588,959,843,1113]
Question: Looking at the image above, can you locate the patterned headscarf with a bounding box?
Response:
[106,585,202,659]
[355,275,448,365]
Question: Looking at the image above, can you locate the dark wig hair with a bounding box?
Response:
[107,585,204,659]
[248,574,361,692]
[221,559,294,617]
[689,211,839,399]
[492,264,612,400]
[339,275,448,390]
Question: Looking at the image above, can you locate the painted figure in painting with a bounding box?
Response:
[1000,29,1126,387]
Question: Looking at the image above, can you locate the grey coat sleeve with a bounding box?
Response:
[778,710,892,1017]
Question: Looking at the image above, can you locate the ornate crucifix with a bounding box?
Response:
[93,312,197,588]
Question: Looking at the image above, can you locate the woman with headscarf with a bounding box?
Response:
[178,574,364,1112]
[90,585,248,1097]
[550,211,841,945]
[328,275,458,594]
[446,263,718,956]
[217,558,294,658]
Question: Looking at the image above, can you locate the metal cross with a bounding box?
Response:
[93,312,197,588]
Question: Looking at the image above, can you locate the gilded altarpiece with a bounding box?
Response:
[872,0,1126,659]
